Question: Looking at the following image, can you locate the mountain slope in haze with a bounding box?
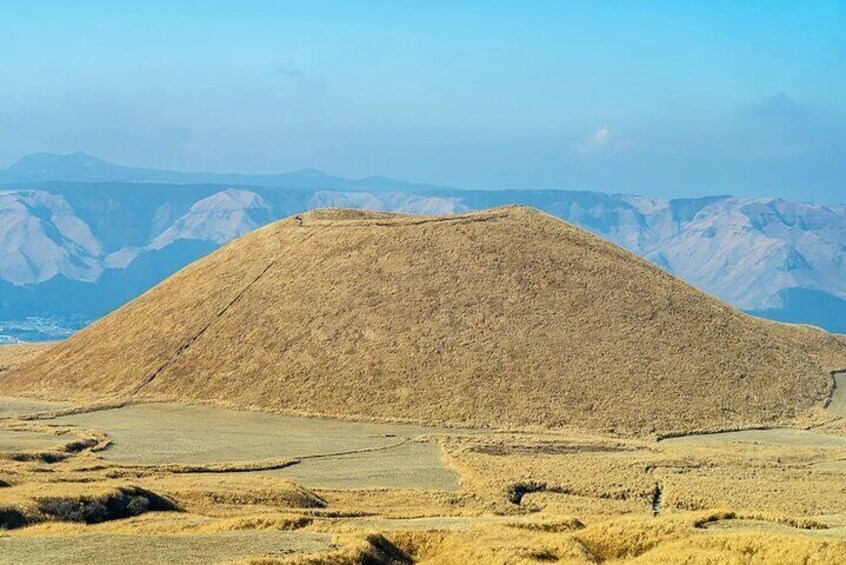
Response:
[6,207,845,435]
[0,190,103,284]
[148,189,275,249]
[646,198,846,310]
[0,239,217,322]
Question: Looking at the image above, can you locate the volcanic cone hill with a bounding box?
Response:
[4,207,846,434]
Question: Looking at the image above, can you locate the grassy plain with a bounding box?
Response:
[52,403,452,465]
[3,388,846,563]
[0,531,336,565]
[266,441,460,491]
[0,396,66,417]
[0,429,68,452]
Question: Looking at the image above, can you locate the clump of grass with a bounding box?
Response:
[37,497,112,523]
[505,481,547,505]
[693,510,829,531]
[507,517,585,532]
[6,451,69,463]
[62,438,100,453]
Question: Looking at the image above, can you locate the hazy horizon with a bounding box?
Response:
[2,1,844,201]
[6,150,846,207]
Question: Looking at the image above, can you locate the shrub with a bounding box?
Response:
[38,498,109,523]
[126,495,150,515]
[37,487,177,524]
[0,508,28,530]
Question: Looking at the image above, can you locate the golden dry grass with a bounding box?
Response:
[3,399,846,563]
[4,208,846,562]
[4,207,846,435]
[0,342,52,373]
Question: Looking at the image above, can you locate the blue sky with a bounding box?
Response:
[1,1,844,201]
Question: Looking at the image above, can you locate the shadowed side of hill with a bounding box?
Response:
[4,206,845,435]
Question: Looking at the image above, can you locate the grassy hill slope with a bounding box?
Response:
[4,207,845,434]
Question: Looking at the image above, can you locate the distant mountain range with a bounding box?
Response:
[1,152,844,338]
[0,151,452,193]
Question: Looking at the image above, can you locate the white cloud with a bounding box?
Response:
[576,125,622,156]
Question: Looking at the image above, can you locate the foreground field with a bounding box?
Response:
[3,334,846,563]
[4,389,846,564]
[4,208,846,562]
